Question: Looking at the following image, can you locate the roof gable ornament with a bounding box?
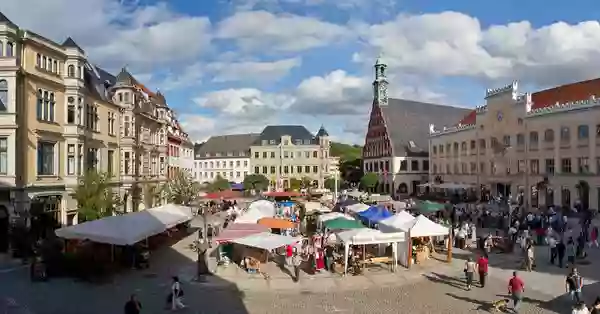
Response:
[485,81,518,99]
[429,124,436,134]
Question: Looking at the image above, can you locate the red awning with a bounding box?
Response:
[263,191,301,197]
[214,223,270,243]
[203,190,243,200]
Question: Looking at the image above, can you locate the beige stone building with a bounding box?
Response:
[430,79,600,210]
[250,125,336,190]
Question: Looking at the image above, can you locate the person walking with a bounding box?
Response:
[477,254,488,288]
[525,244,534,272]
[557,240,566,268]
[567,238,577,267]
[169,276,185,310]
[464,257,476,290]
[508,271,525,314]
[124,294,142,314]
[565,268,584,304]
[291,249,303,282]
[549,236,557,265]
[590,226,599,248]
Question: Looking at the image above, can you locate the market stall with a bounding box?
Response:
[302,201,331,214]
[323,218,365,230]
[213,223,270,244]
[230,232,301,273]
[336,228,405,275]
[356,206,392,225]
[396,215,451,268]
[257,217,297,229]
[317,212,354,229]
[345,203,370,214]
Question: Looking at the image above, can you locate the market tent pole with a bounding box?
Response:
[391,242,397,272]
[343,243,349,275]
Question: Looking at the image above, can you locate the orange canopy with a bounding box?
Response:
[257,217,297,229]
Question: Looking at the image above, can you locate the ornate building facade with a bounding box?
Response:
[429,79,600,210]
[165,109,194,178]
[361,57,469,197]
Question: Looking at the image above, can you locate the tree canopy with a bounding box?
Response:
[207,175,231,192]
[324,177,339,191]
[289,178,302,191]
[243,174,269,192]
[300,176,313,189]
[74,170,123,222]
[339,158,363,185]
[162,170,201,205]
[360,172,379,190]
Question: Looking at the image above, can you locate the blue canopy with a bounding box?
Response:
[278,201,294,207]
[356,206,392,223]
[230,183,244,190]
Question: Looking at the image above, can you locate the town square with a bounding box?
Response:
[2,1,600,313]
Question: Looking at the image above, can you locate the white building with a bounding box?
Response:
[194,134,258,184]
[430,79,600,210]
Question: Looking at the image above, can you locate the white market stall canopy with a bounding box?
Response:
[231,232,301,250]
[55,204,194,246]
[336,228,405,245]
[235,200,276,223]
[346,203,370,213]
[317,212,355,223]
[302,201,331,214]
[378,211,415,233]
[398,214,449,237]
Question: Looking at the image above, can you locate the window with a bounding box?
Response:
[502,135,511,146]
[423,160,429,171]
[560,127,570,141]
[87,148,98,170]
[36,90,54,122]
[271,152,276,158]
[561,158,571,173]
[479,139,486,149]
[36,53,41,66]
[0,80,7,111]
[244,160,248,167]
[254,166,259,174]
[284,166,289,174]
[124,152,131,175]
[48,58,53,72]
[68,65,75,77]
[577,125,589,139]
[432,146,437,154]
[0,138,6,174]
[399,160,407,171]
[461,142,467,151]
[229,161,233,167]
[254,152,259,158]
[108,113,116,135]
[305,166,310,173]
[516,133,525,146]
[67,144,75,175]
[577,157,589,173]
[108,150,114,176]
[261,152,267,159]
[42,56,47,69]
[67,97,76,123]
[313,151,318,158]
[517,160,525,173]
[262,166,268,174]
[283,151,289,158]
[53,60,58,74]
[297,166,302,173]
[529,131,538,145]
[439,145,444,153]
[470,162,476,173]
[77,145,83,175]
[48,93,55,122]
[313,166,318,173]
[470,140,476,150]
[36,89,43,120]
[6,42,13,57]
[411,160,419,171]
[37,142,55,175]
[530,159,539,174]
[545,159,554,174]
[544,129,554,142]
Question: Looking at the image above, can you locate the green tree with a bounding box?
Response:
[289,178,302,191]
[243,174,269,192]
[300,176,313,189]
[340,158,363,185]
[330,142,362,161]
[143,183,162,208]
[324,177,339,191]
[74,170,124,222]
[360,172,379,191]
[162,171,201,205]
[208,175,231,192]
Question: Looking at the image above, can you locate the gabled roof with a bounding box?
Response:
[196,134,259,158]
[316,125,329,137]
[256,125,315,145]
[0,12,14,25]
[381,99,470,156]
[61,37,84,52]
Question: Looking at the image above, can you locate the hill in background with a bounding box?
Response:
[330,142,362,161]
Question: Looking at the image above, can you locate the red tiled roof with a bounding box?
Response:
[531,78,600,110]
[135,83,155,97]
[458,110,476,125]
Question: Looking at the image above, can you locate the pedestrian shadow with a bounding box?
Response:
[276,261,294,280]
[422,272,466,290]
[446,293,497,312]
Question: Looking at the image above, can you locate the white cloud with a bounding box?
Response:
[1,0,212,70]
[355,12,600,87]
[207,57,301,82]
[215,10,349,52]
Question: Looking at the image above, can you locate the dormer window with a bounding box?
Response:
[269,140,275,145]
[68,65,75,77]
[303,139,311,145]
[409,141,416,148]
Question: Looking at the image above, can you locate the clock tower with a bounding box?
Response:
[373,55,388,106]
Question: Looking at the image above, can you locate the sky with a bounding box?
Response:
[3,0,600,144]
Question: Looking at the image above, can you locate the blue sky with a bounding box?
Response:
[4,0,600,143]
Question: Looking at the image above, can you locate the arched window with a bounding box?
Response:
[36,89,43,119]
[544,129,554,142]
[6,42,13,57]
[36,53,41,66]
[43,91,49,121]
[42,56,47,69]
[577,125,589,139]
[49,93,55,122]
[68,65,75,77]
[0,80,7,111]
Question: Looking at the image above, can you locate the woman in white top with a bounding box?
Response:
[170,276,185,310]
[464,258,477,290]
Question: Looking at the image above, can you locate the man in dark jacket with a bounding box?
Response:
[557,240,566,268]
[124,294,142,314]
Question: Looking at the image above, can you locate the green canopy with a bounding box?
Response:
[414,200,446,213]
[323,217,365,229]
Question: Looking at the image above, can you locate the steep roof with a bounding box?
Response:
[114,67,137,87]
[316,125,329,137]
[531,78,600,110]
[196,134,259,158]
[61,37,84,52]
[381,99,470,156]
[0,12,14,25]
[256,125,315,145]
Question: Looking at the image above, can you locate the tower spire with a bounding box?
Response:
[373,54,388,106]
